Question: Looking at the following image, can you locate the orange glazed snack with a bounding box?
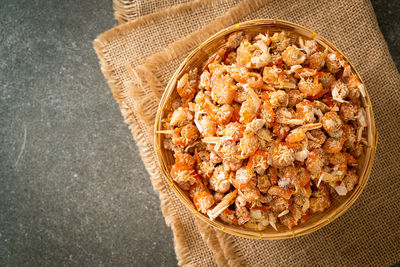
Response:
[160,30,367,231]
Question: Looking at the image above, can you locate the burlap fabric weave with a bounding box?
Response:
[94,0,400,266]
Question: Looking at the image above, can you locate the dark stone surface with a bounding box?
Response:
[371,0,400,71]
[0,0,176,266]
[0,0,398,266]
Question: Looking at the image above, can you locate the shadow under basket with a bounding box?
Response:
[154,19,378,240]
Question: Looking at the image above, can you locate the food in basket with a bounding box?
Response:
[158,30,367,231]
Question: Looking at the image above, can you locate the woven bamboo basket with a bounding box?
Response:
[154,19,377,240]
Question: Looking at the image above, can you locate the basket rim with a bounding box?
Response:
[154,19,377,240]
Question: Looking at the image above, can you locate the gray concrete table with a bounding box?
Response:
[0,0,398,266]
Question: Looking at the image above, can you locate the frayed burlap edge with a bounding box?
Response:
[109,0,218,32]
[113,0,139,24]
[93,39,196,266]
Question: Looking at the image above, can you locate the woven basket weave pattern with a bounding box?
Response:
[154,19,377,240]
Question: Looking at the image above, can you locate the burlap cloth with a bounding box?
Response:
[94,0,400,266]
